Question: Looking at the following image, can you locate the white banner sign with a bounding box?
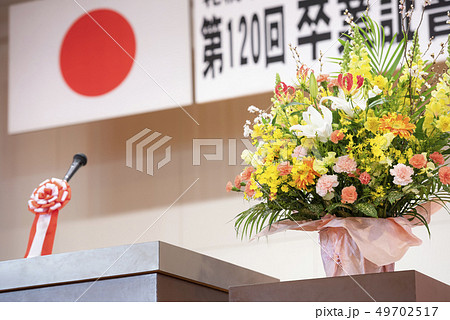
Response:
[9,0,192,134]
[194,0,450,103]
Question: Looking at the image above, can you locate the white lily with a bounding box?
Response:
[368,85,382,98]
[290,105,333,143]
[320,88,367,118]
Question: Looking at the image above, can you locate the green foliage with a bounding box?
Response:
[309,72,318,99]
[355,203,378,218]
[358,16,405,77]
[275,73,281,87]
[387,191,404,205]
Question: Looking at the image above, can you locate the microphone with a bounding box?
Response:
[63,153,88,182]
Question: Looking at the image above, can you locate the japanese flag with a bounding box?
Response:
[9,0,192,134]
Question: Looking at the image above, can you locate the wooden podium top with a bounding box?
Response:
[0,241,278,294]
[229,270,450,302]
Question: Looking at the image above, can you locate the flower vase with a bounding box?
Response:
[319,226,395,277]
[255,215,425,277]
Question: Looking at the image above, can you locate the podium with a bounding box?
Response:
[229,270,450,302]
[0,241,278,302]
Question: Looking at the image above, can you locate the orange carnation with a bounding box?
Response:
[327,78,339,88]
[277,161,293,176]
[330,130,345,144]
[341,186,358,204]
[226,181,233,192]
[316,74,329,83]
[409,154,427,169]
[430,152,445,166]
[241,166,255,180]
[439,167,450,185]
[244,181,255,197]
[234,175,243,188]
[359,172,371,185]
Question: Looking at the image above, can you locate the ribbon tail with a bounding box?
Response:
[41,212,59,256]
[24,212,59,258]
[24,214,40,258]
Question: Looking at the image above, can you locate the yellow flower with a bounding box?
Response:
[407,149,416,160]
[437,115,450,132]
[313,159,328,175]
[371,185,386,200]
[423,112,434,133]
[273,129,283,139]
[251,124,264,138]
[365,116,379,134]
[420,162,436,177]
[372,75,389,92]
[370,133,394,151]
[349,48,372,79]
[301,138,315,149]
[428,99,446,117]
[323,152,337,166]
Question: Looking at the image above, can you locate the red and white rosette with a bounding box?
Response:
[24,178,71,258]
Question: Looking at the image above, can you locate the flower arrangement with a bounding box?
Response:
[227,14,450,238]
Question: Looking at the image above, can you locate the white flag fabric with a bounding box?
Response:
[9,0,192,134]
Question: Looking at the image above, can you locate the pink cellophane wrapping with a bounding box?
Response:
[256,202,442,277]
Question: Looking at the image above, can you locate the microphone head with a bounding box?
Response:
[73,153,87,166]
[63,153,88,182]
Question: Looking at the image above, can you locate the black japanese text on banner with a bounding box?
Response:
[194,0,449,104]
[9,0,192,134]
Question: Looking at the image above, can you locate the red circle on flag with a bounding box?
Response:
[60,9,136,96]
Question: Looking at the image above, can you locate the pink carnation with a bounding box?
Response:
[292,146,308,159]
[333,155,357,174]
[341,186,358,204]
[390,163,414,186]
[316,174,339,197]
[277,161,293,176]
